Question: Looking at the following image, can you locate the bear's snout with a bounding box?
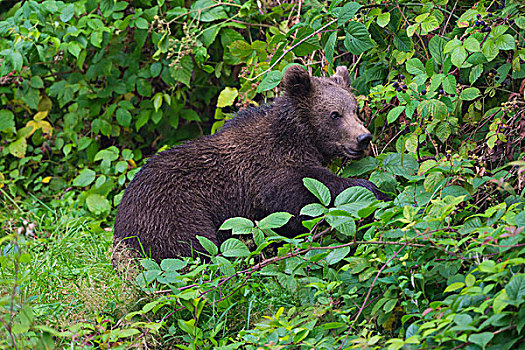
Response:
[357,133,373,150]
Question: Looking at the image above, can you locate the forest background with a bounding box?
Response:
[0,0,524,349]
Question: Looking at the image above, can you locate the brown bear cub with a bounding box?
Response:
[113,65,388,266]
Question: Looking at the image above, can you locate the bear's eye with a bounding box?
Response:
[330,111,342,119]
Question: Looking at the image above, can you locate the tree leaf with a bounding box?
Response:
[60,4,75,22]
[160,259,187,271]
[324,32,337,65]
[429,35,448,65]
[325,246,351,265]
[344,22,374,55]
[190,0,228,22]
[341,157,378,177]
[303,178,331,206]
[469,332,494,350]
[171,55,193,88]
[220,238,250,257]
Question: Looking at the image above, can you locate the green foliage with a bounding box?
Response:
[1,0,525,348]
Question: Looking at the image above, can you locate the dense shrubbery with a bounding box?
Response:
[0,0,524,349]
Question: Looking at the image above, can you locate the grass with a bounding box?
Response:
[0,197,141,348]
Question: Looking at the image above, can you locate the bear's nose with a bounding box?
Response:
[357,133,373,149]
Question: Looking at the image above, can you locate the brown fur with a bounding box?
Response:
[113,65,388,264]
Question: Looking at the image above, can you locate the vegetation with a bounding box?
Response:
[1,0,524,348]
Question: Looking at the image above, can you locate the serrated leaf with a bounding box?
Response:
[505,274,525,304]
[469,332,494,350]
[303,178,331,206]
[60,4,75,22]
[116,108,131,127]
[300,203,327,217]
[337,2,362,26]
[325,32,337,65]
[190,0,227,22]
[325,246,350,265]
[406,58,426,76]
[460,87,481,101]
[219,217,254,234]
[258,212,293,229]
[171,55,193,88]
[464,36,481,52]
[451,47,467,68]
[469,65,483,84]
[221,238,250,257]
[341,157,378,177]
[257,70,283,93]
[429,36,448,65]
[196,235,218,255]
[344,22,374,55]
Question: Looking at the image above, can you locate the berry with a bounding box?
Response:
[421,89,427,95]
[400,74,405,79]
[482,26,491,32]
[356,14,361,18]
[480,20,486,26]
[477,14,482,19]
[396,87,402,92]
[475,21,481,26]
[488,12,493,17]
[393,82,399,88]
[450,94,456,98]
[402,84,407,89]
[439,89,444,94]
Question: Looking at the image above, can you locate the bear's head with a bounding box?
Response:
[282,65,373,161]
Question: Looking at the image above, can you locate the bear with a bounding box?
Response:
[113,65,388,266]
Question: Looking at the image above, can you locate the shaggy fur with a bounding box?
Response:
[113,65,388,264]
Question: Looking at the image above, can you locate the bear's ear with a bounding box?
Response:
[282,65,312,98]
[332,66,351,88]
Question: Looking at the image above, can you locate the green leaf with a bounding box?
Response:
[344,22,374,55]
[220,217,254,234]
[116,108,132,127]
[429,36,448,65]
[325,246,351,265]
[464,36,481,52]
[303,178,331,206]
[344,257,369,274]
[515,211,525,228]
[160,259,187,271]
[258,212,293,229]
[505,274,525,304]
[451,47,467,68]
[341,157,378,177]
[134,17,149,29]
[257,70,283,93]
[495,34,516,50]
[300,203,327,217]
[469,65,483,84]
[418,99,448,120]
[324,32,337,66]
[292,27,321,57]
[94,146,119,162]
[377,13,390,27]
[196,235,218,255]
[469,332,494,350]
[60,4,75,22]
[190,0,228,22]
[171,55,193,88]
[217,87,238,108]
[73,168,96,187]
[86,193,111,216]
[460,87,481,101]
[444,281,465,293]
[383,153,419,177]
[406,58,426,76]
[334,187,376,218]
[337,2,362,26]
[220,238,250,257]
[0,110,15,132]
[387,106,405,124]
